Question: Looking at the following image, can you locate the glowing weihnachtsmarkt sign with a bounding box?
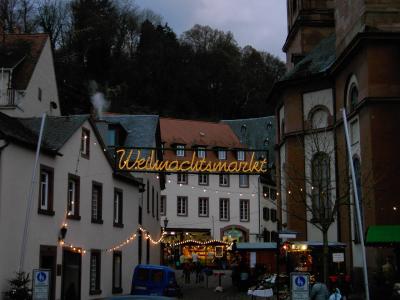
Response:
[116,148,269,174]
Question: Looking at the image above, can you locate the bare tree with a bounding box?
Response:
[0,0,18,32]
[36,0,70,49]
[18,0,36,33]
[278,115,377,284]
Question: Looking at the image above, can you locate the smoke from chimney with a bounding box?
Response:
[89,81,110,119]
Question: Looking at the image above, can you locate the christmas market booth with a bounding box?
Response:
[282,241,347,278]
[173,239,232,268]
[161,229,232,269]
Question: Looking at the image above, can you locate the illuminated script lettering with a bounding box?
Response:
[116,149,268,174]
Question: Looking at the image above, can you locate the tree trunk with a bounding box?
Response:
[322,229,329,284]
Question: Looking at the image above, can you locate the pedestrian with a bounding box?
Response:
[310,275,330,300]
[329,286,342,300]
[183,262,191,284]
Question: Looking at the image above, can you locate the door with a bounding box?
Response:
[39,245,57,300]
[61,249,81,300]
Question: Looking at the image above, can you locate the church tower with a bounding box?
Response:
[283,0,335,70]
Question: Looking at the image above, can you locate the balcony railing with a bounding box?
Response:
[0,89,16,106]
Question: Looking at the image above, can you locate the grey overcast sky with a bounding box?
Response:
[134,0,288,60]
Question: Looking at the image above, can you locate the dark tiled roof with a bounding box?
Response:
[222,116,276,167]
[1,34,48,89]
[100,115,160,148]
[19,115,89,151]
[0,112,49,149]
[282,35,336,81]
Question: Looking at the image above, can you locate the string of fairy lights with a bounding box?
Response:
[56,135,274,256]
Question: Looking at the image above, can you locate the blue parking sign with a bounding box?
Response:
[33,269,50,300]
[290,272,310,300]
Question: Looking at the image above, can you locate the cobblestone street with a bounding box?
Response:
[175,269,255,300]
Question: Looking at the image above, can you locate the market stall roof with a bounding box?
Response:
[291,241,346,248]
[366,225,400,245]
[236,242,277,250]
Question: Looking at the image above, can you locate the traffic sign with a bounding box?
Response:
[290,272,310,300]
[32,269,50,300]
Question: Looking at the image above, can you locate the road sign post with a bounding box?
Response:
[290,272,310,300]
[32,269,50,300]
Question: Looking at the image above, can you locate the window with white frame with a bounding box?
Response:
[176,145,185,157]
[91,182,103,223]
[160,195,166,216]
[198,197,209,217]
[239,174,249,188]
[237,150,245,161]
[114,189,123,226]
[40,170,49,210]
[177,173,188,184]
[219,174,229,186]
[218,149,227,160]
[219,198,229,221]
[39,165,54,214]
[90,250,101,294]
[80,128,90,158]
[350,119,359,145]
[112,251,122,293]
[197,147,206,158]
[311,152,331,220]
[198,173,209,186]
[67,174,80,218]
[177,196,188,216]
[240,199,250,221]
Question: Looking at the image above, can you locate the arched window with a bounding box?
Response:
[311,152,331,220]
[353,157,363,243]
[346,75,359,112]
[349,84,358,111]
[310,108,329,129]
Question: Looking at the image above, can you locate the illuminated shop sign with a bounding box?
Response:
[115,148,268,174]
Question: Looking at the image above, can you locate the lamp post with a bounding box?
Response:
[276,228,298,298]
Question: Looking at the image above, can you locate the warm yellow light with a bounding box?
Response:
[117,150,268,174]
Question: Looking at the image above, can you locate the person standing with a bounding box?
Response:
[310,276,330,300]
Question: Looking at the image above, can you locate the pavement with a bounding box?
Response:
[176,269,254,300]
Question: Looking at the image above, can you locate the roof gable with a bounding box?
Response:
[1,34,48,90]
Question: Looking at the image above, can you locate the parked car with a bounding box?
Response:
[131,264,181,297]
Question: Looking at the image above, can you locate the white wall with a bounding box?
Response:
[302,88,338,243]
[2,38,61,117]
[161,173,260,242]
[0,120,158,299]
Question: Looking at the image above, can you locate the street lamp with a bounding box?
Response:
[276,229,298,298]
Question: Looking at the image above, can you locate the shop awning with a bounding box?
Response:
[291,241,346,248]
[366,225,400,245]
[236,242,277,251]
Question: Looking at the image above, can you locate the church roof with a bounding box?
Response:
[282,34,336,81]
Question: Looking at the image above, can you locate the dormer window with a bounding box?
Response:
[237,150,245,161]
[218,149,226,160]
[197,147,206,158]
[108,127,117,146]
[176,145,185,157]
